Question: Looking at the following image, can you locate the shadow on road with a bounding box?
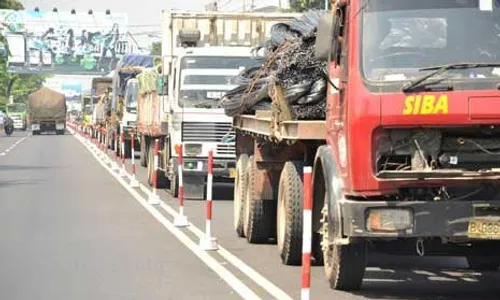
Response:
[0,165,56,171]
[0,179,45,188]
[352,254,500,299]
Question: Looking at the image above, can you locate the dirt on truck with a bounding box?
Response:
[222,1,500,294]
[29,87,67,135]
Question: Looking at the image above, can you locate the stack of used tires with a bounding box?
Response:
[220,10,328,120]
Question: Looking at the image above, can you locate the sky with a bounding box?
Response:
[20,0,290,48]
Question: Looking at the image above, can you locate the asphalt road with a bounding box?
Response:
[2,127,500,300]
[0,130,239,300]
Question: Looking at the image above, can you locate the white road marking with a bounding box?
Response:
[70,128,265,300]
[0,135,28,156]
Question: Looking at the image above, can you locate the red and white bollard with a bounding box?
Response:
[174,144,189,227]
[129,133,139,188]
[119,132,127,176]
[301,166,313,300]
[148,139,161,205]
[199,150,218,250]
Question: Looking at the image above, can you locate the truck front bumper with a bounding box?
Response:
[341,200,500,239]
[181,157,236,179]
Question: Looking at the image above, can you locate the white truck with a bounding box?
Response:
[137,10,299,199]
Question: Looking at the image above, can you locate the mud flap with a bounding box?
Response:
[183,174,205,200]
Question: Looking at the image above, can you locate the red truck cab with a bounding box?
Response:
[314,0,500,290]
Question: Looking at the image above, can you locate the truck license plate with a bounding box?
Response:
[467,219,500,239]
[229,168,236,178]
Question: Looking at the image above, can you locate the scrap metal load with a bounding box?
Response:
[220,10,328,120]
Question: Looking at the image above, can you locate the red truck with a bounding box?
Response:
[231,0,500,292]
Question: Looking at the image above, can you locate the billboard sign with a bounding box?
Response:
[0,9,129,75]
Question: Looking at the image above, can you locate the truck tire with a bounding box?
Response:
[244,155,274,243]
[124,141,132,159]
[140,136,148,167]
[234,154,249,238]
[277,161,304,265]
[169,167,179,198]
[467,243,500,271]
[147,139,168,188]
[321,199,366,291]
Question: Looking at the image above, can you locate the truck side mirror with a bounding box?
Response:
[315,7,342,62]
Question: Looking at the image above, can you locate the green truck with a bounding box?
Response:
[6,103,27,130]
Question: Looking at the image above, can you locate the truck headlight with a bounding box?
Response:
[366,208,413,232]
[184,143,202,156]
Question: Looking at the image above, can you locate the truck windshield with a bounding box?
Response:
[7,104,25,113]
[180,56,260,70]
[126,81,138,108]
[361,0,500,83]
[179,56,260,108]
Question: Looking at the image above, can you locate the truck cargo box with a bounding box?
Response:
[28,87,67,122]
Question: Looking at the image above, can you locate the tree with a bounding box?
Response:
[289,0,326,12]
[151,42,161,56]
[0,0,49,106]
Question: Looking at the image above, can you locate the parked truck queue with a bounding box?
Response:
[72,0,500,296]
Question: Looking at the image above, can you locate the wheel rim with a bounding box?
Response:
[277,189,286,252]
[233,166,241,230]
[321,201,335,277]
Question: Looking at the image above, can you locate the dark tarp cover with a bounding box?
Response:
[112,54,159,108]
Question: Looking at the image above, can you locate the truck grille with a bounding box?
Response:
[216,144,236,156]
[182,122,234,142]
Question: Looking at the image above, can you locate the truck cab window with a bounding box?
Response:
[361,0,500,83]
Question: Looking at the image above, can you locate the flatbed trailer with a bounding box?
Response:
[232,81,327,268]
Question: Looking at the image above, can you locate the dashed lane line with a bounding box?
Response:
[0,136,28,156]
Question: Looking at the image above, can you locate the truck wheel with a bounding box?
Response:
[244,155,274,243]
[147,139,168,188]
[234,154,249,238]
[124,141,132,159]
[321,200,366,291]
[277,161,304,265]
[140,136,148,167]
[169,168,179,198]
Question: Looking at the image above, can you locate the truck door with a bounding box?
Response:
[326,5,349,175]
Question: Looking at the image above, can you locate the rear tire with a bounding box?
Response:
[244,155,274,244]
[140,135,148,167]
[147,139,167,188]
[277,161,304,266]
[234,154,249,238]
[169,167,179,198]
